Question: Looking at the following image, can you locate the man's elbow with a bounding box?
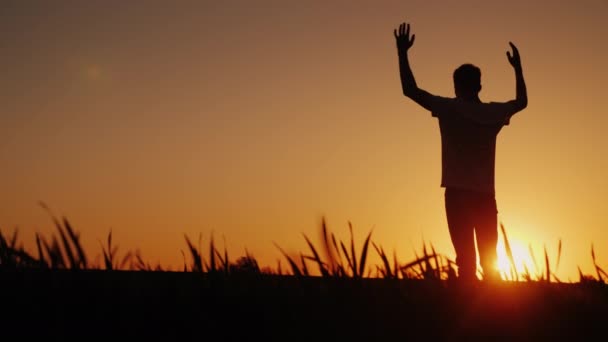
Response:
[517,97,528,111]
[402,87,418,99]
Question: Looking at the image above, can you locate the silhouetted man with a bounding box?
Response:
[394,22,527,281]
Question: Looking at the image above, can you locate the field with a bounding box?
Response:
[3,270,607,340]
[1,214,608,339]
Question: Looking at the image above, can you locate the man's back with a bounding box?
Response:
[431,98,513,194]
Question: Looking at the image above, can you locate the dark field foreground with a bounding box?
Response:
[2,270,607,340]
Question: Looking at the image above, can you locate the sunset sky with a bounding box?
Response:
[1,0,606,280]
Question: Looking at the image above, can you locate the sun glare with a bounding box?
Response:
[495,237,536,281]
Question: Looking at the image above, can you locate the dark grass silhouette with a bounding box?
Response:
[1,210,607,339]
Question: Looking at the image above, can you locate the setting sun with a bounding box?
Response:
[495,236,537,280]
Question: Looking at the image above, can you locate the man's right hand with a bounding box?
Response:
[507,41,528,112]
[506,42,522,70]
[394,22,415,51]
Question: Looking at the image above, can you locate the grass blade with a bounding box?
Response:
[331,233,345,275]
[56,220,76,269]
[119,251,132,270]
[592,244,603,282]
[300,254,310,276]
[320,217,337,274]
[431,244,441,279]
[0,229,12,267]
[9,228,18,249]
[544,244,550,283]
[597,266,608,284]
[49,235,66,269]
[302,233,329,277]
[528,244,541,279]
[393,250,400,279]
[349,222,358,278]
[373,242,391,279]
[500,223,518,281]
[340,241,354,276]
[522,264,531,281]
[63,217,87,268]
[223,235,229,274]
[578,266,586,283]
[184,234,203,272]
[35,233,48,268]
[209,232,216,273]
[181,250,187,272]
[100,230,113,270]
[358,228,373,278]
[555,239,562,271]
[273,242,302,277]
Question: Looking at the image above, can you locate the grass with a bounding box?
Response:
[1,210,607,339]
[273,218,374,278]
[1,209,605,284]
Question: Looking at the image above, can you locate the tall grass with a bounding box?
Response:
[408,242,457,280]
[590,244,608,283]
[100,230,132,270]
[1,209,606,285]
[273,217,457,281]
[274,218,374,278]
[183,232,238,274]
[0,228,41,268]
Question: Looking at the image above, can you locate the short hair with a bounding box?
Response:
[453,64,481,94]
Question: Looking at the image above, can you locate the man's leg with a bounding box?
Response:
[474,193,500,281]
[445,189,477,281]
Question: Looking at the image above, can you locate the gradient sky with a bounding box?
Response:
[1,0,607,280]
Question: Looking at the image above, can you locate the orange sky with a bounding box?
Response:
[1,1,607,280]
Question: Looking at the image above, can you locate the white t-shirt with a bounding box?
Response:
[429,96,520,194]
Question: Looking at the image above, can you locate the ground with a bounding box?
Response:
[2,270,607,340]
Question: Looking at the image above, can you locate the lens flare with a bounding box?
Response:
[496,237,535,281]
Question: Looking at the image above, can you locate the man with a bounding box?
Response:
[394,22,527,281]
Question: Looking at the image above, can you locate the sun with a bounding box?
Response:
[495,237,536,281]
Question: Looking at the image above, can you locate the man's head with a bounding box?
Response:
[453,64,481,99]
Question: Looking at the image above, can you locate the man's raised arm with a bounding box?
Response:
[394,22,440,112]
[507,42,528,112]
